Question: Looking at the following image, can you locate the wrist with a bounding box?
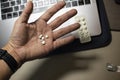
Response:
[2,44,23,67]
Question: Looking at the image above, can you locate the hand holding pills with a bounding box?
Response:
[2,1,80,64]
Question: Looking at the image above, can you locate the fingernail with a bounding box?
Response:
[75,23,81,28]
[27,0,33,2]
[59,0,66,7]
[26,0,33,6]
[58,0,66,4]
[62,0,66,4]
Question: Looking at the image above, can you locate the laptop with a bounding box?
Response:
[0,0,101,48]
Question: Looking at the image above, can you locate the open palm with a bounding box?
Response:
[7,1,80,63]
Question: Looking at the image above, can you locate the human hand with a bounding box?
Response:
[3,1,80,65]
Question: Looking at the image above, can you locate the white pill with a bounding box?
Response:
[81,21,86,25]
[41,37,45,40]
[39,34,43,39]
[45,35,49,39]
[74,16,81,22]
[41,41,46,45]
[80,17,85,21]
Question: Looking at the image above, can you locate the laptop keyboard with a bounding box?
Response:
[1,0,91,20]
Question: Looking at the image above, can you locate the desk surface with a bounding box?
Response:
[10,0,120,80]
[10,31,120,80]
[104,0,120,30]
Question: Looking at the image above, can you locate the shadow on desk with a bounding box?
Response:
[27,53,99,80]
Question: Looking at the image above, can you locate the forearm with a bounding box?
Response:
[0,60,12,80]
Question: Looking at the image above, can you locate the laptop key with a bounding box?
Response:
[78,0,84,5]
[1,2,10,8]
[1,0,8,3]
[33,2,38,8]
[11,1,16,6]
[38,1,43,7]
[13,12,18,17]
[20,5,25,10]
[33,7,48,13]
[14,6,19,11]
[1,7,13,14]
[22,0,27,3]
[7,13,12,19]
[19,11,23,16]
[16,0,21,5]
[50,0,57,4]
[66,2,71,8]
[72,1,78,6]
[2,14,7,20]
[43,0,49,5]
[85,0,91,4]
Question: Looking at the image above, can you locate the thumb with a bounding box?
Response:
[19,1,33,23]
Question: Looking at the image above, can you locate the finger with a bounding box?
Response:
[53,23,80,40]
[53,36,75,49]
[39,1,66,22]
[18,1,33,23]
[49,9,77,30]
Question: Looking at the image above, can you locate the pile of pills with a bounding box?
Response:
[39,34,49,45]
